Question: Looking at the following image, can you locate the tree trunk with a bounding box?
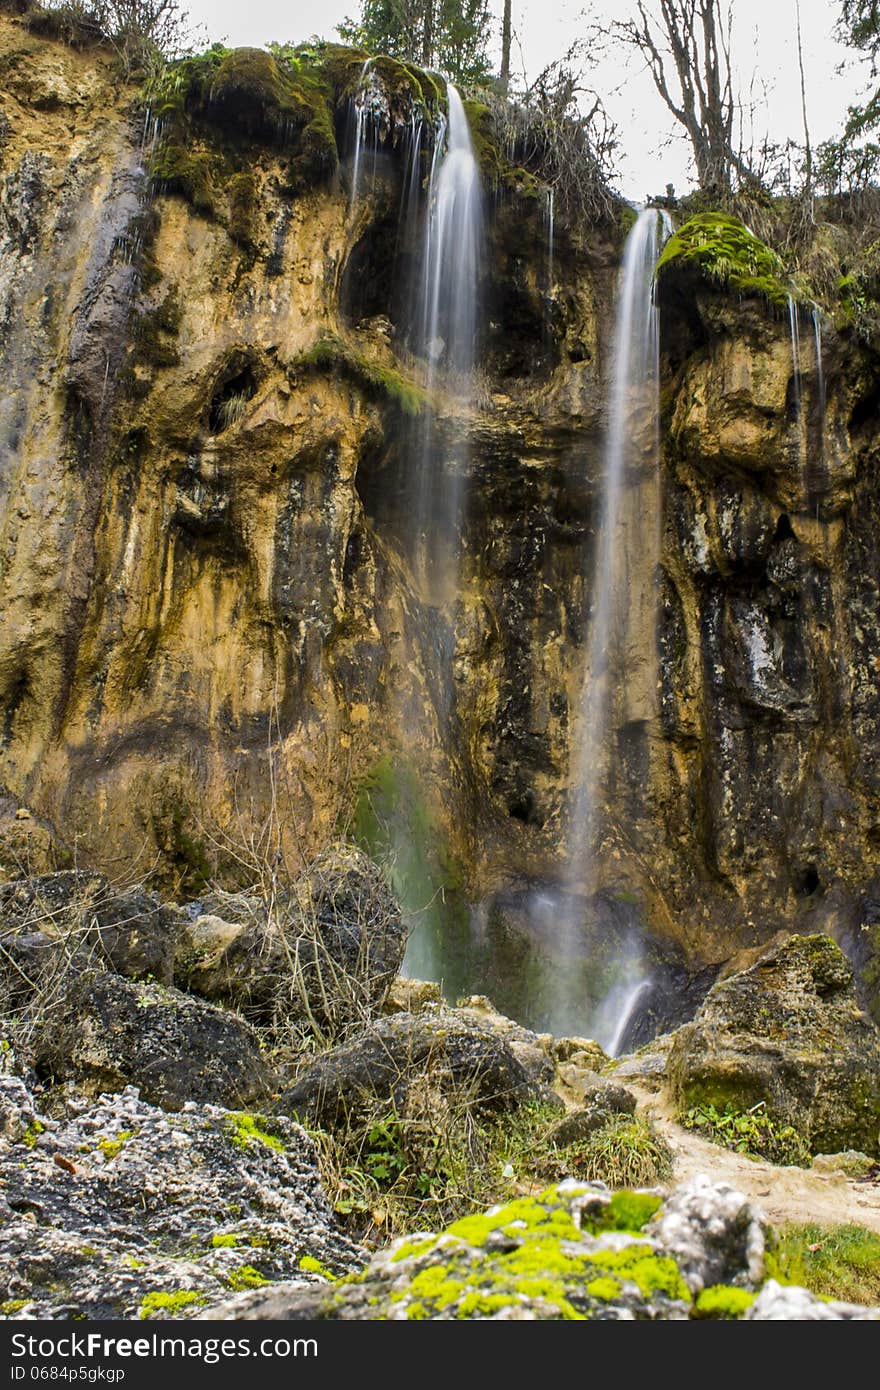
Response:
[500,0,512,94]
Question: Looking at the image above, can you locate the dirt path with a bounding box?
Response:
[631,1084,880,1235]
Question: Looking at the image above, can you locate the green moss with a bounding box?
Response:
[227,171,258,247]
[391,1235,439,1263]
[587,1246,691,1303]
[405,1265,465,1310]
[297,336,428,416]
[298,1255,336,1280]
[152,144,219,216]
[693,1285,756,1318]
[447,1195,582,1248]
[138,1290,207,1319]
[225,1112,285,1152]
[586,1276,622,1301]
[20,1120,44,1148]
[210,1233,240,1248]
[586,1191,663,1234]
[656,212,794,308]
[0,1300,27,1316]
[224,1265,269,1291]
[456,1291,516,1317]
[97,1129,136,1161]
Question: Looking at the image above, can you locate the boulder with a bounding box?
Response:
[0,1075,363,1319]
[275,1009,551,1129]
[668,934,880,1155]
[203,1176,879,1321]
[177,845,406,1036]
[31,973,275,1111]
[0,870,183,989]
[547,1082,637,1147]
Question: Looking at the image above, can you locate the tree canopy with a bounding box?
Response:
[338,0,493,85]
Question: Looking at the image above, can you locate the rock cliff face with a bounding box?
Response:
[1,13,879,1014]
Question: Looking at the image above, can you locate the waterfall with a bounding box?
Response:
[410,83,482,595]
[569,207,670,885]
[349,60,373,212]
[599,977,653,1058]
[788,294,802,419]
[533,206,669,1043]
[812,305,826,420]
[546,186,555,293]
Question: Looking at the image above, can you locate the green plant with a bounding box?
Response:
[559,1115,673,1188]
[767,1223,880,1305]
[682,1101,809,1166]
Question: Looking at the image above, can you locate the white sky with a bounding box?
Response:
[182,0,863,198]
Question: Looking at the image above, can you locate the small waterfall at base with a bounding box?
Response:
[599,978,653,1059]
[410,83,483,598]
[547,206,670,1041]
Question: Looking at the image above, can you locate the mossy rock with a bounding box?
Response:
[669,934,880,1156]
[296,335,428,416]
[657,211,793,309]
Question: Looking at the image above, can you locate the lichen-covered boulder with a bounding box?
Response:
[30,973,275,1111]
[668,934,880,1155]
[275,1008,551,1129]
[0,1078,363,1319]
[203,1177,879,1321]
[177,845,406,1036]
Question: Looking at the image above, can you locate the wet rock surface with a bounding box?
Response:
[668,935,880,1155]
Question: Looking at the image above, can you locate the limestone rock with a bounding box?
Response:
[30,973,275,1111]
[668,934,880,1155]
[383,976,444,1013]
[746,1280,878,1321]
[204,1177,877,1321]
[0,1078,362,1319]
[275,1009,549,1129]
[648,1173,765,1295]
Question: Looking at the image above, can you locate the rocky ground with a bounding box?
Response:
[1,863,879,1321]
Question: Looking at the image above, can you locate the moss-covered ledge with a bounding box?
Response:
[656,211,798,309]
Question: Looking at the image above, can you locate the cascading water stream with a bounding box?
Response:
[812,305,826,418]
[410,83,482,597]
[569,207,669,886]
[349,59,373,212]
[788,293,802,421]
[394,86,483,984]
[545,206,670,1041]
[546,187,555,294]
